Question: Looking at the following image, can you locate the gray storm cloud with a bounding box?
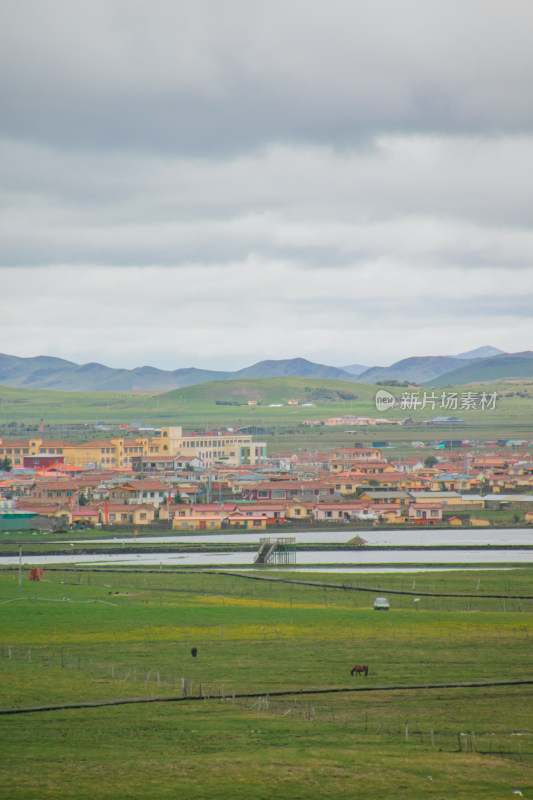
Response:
[1,0,533,368]
[1,0,533,151]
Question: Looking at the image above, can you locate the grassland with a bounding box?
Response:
[0,567,531,798]
[1,376,532,427]
[0,378,377,425]
[2,377,533,458]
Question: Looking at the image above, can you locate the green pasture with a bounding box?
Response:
[1,379,533,450]
[0,378,378,425]
[0,567,532,798]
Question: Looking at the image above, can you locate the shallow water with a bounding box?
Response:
[76,527,533,547]
[2,548,532,569]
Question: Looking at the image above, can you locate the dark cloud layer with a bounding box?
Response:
[2,1,533,153]
[1,1,533,368]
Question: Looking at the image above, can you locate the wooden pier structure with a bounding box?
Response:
[254,537,297,566]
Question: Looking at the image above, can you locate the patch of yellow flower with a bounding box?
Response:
[195,595,345,611]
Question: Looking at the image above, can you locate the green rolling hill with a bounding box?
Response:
[0,378,376,425]
[1,377,532,438]
[427,353,533,386]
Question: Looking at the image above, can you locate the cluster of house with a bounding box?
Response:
[2,436,533,531]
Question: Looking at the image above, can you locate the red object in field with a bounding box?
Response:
[29,569,43,581]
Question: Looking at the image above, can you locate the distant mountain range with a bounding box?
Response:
[453,346,504,360]
[1,346,531,392]
[356,356,472,385]
[0,354,359,392]
[339,363,369,376]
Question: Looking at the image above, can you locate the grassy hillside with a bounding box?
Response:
[428,354,533,386]
[156,376,369,406]
[1,378,533,450]
[0,378,374,426]
[0,384,148,423]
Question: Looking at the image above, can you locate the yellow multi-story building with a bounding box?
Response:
[167,428,266,467]
[0,426,266,470]
[0,437,132,469]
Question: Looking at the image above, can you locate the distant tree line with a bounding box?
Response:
[376,380,412,387]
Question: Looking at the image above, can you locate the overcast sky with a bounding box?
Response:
[2,0,533,370]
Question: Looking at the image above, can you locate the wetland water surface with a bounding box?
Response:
[1,548,532,569]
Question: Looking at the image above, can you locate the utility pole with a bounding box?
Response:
[18,545,22,591]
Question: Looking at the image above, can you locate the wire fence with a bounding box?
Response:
[1,643,531,762]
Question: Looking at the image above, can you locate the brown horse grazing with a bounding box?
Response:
[351,664,368,677]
